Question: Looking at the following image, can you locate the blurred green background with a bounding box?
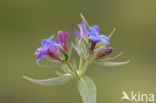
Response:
[0,0,156,103]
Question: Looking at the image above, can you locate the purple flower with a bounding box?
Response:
[35,35,56,64]
[57,31,70,52]
[97,47,113,58]
[35,31,71,64]
[74,22,88,41]
[88,26,110,45]
[88,25,110,54]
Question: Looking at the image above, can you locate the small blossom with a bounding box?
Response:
[57,31,70,52]
[35,35,57,64]
[88,25,110,54]
[88,26,110,45]
[35,31,71,64]
[74,22,88,41]
[97,47,113,58]
[92,25,100,32]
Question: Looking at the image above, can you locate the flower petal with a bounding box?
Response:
[48,42,56,50]
[103,39,110,45]
[41,35,54,47]
[88,36,97,42]
[48,35,54,41]
[93,25,100,32]
[80,22,87,34]
[99,35,109,41]
[74,22,88,41]
[41,39,47,47]
[98,35,110,44]
[88,27,98,37]
[74,30,80,38]
[35,47,44,55]
[36,49,47,64]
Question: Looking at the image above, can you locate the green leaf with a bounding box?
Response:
[69,42,74,56]
[55,71,72,77]
[80,13,90,31]
[60,64,71,73]
[77,76,96,103]
[79,39,88,57]
[108,27,116,39]
[73,38,88,58]
[71,42,80,54]
[102,52,123,61]
[94,42,105,49]
[95,60,130,67]
[23,76,72,86]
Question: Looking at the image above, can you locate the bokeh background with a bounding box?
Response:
[0,0,156,103]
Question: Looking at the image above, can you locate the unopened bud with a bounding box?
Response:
[97,47,113,58]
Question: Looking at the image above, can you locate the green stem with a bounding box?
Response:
[79,47,91,76]
[79,55,84,73]
[66,62,78,78]
[73,67,79,78]
[80,58,89,76]
[66,62,74,72]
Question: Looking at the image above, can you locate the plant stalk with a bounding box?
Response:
[66,62,79,77]
[79,55,84,73]
[66,62,74,73]
[80,58,89,76]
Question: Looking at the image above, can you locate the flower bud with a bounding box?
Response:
[97,47,113,58]
[89,41,97,54]
[47,48,62,60]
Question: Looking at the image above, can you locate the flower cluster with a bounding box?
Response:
[35,31,70,64]
[23,14,129,103]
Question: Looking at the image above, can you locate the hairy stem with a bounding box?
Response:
[66,62,74,73]
[79,55,84,73]
[80,58,89,76]
[66,62,78,77]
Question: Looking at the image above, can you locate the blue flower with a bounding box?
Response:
[35,35,56,64]
[35,31,71,64]
[88,26,110,45]
[41,35,56,50]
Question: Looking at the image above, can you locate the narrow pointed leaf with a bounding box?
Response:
[77,76,96,103]
[108,27,116,39]
[99,52,123,61]
[55,71,72,77]
[79,39,87,57]
[69,42,74,56]
[23,76,71,86]
[95,60,130,67]
[80,13,90,31]
[95,42,105,49]
[71,42,80,55]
